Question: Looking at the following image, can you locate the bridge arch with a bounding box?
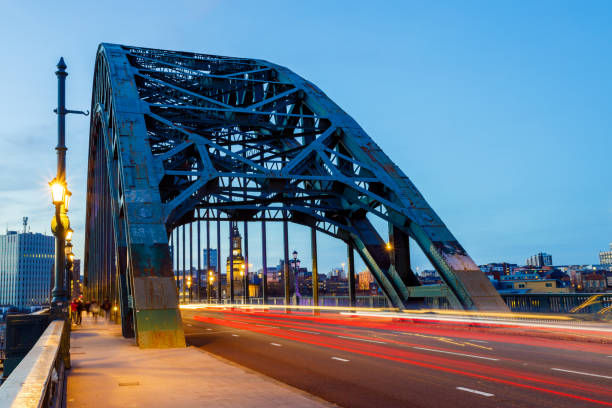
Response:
[84,43,507,348]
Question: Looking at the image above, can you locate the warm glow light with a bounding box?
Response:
[385,242,392,251]
[49,179,66,205]
[64,189,72,211]
[65,227,74,241]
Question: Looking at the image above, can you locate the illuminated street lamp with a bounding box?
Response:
[49,178,66,205]
[65,227,74,242]
[385,242,392,251]
[187,275,192,302]
[207,270,215,302]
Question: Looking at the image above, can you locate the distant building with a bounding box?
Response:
[526,252,553,267]
[202,248,218,270]
[498,274,569,294]
[599,244,612,265]
[70,259,81,299]
[418,269,441,285]
[330,267,346,281]
[226,223,246,296]
[0,230,54,308]
[479,263,518,279]
[358,269,374,291]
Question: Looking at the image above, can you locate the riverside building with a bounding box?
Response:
[0,229,54,308]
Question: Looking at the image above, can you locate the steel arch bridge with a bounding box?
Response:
[84,43,507,348]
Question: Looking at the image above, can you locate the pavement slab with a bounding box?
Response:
[66,317,333,408]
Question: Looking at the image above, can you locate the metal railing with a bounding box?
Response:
[0,320,70,408]
[182,293,612,315]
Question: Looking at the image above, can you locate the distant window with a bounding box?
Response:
[545,282,552,287]
[518,283,525,288]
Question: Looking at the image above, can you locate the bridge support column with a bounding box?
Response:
[283,218,290,307]
[130,243,185,348]
[261,221,268,304]
[311,227,318,308]
[347,242,356,307]
[216,216,221,302]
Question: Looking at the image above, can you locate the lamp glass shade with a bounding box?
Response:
[65,228,74,241]
[50,180,66,205]
[63,190,72,211]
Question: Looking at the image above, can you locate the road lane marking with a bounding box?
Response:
[332,357,350,362]
[187,323,192,326]
[206,328,212,331]
[232,334,240,337]
[270,342,282,347]
[256,324,279,329]
[290,329,321,335]
[412,347,499,361]
[551,368,612,380]
[456,387,494,397]
[468,339,488,343]
[337,335,386,344]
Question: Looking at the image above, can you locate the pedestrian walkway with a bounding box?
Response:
[66,317,332,408]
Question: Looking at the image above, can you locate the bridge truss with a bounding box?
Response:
[85,43,507,348]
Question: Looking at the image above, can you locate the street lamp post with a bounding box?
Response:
[207,271,214,303]
[50,57,88,315]
[292,250,301,305]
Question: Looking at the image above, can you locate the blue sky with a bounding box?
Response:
[0,1,610,275]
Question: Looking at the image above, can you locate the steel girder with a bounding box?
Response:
[85,44,507,347]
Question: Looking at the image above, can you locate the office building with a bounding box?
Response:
[0,229,54,308]
[599,244,612,265]
[203,248,218,270]
[526,252,553,267]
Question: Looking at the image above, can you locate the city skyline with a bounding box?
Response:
[0,1,610,274]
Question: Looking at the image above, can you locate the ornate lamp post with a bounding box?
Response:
[292,250,301,305]
[49,57,87,315]
[207,270,214,303]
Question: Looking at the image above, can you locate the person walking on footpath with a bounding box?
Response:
[76,299,84,325]
[84,299,91,316]
[90,300,100,323]
[70,299,78,324]
[102,298,112,323]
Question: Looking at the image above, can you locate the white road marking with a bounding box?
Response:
[337,335,386,344]
[412,347,499,361]
[270,342,282,347]
[256,324,279,329]
[206,328,212,331]
[331,357,350,362]
[232,334,240,337]
[456,387,494,397]
[468,339,488,343]
[290,329,321,335]
[187,324,192,326]
[551,368,612,380]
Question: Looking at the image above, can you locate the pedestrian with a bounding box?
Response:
[85,300,91,316]
[76,299,84,325]
[70,299,78,324]
[90,300,100,323]
[102,298,112,322]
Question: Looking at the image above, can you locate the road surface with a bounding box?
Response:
[182,307,612,408]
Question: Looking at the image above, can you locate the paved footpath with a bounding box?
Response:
[67,317,333,408]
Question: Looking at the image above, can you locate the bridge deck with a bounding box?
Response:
[66,317,331,407]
